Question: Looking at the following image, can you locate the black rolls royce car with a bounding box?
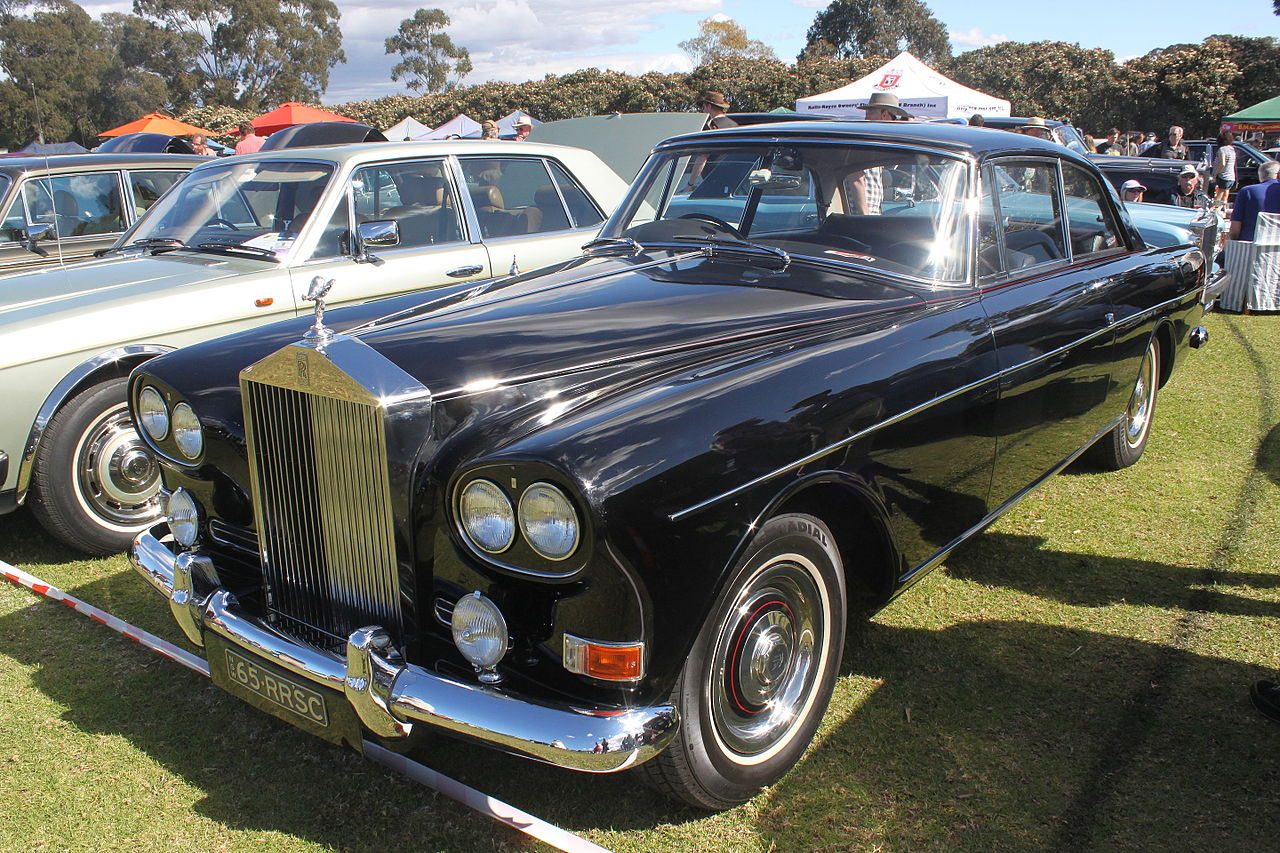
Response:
[128,122,1218,810]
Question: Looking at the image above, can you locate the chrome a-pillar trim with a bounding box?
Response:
[129,525,679,773]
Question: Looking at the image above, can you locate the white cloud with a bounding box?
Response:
[707,12,732,23]
[950,27,1010,50]
[791,0,828,8]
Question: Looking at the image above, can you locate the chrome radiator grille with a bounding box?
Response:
[242,377,402,652]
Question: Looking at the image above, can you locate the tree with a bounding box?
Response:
[1207,35,1280,115]
[947,42,1127,131]
[385,8,472,94]
[802,0,950,65]
[132,0,346,109]
[679,17,777,66]
[1123,40,1240,136]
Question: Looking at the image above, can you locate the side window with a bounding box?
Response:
[548,160,602,228]
[351,159,462,249]
[460,158,568,238]
[22,179,57,229]
[977,166,1003,279]
[1062,163,1123,257]
[1,188,26,242]
[128,171,183,216]
[311,192,351,261]
[990,160,1067,269]
[46,173,125,237]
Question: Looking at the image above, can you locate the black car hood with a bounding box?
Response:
[344,251,925,398]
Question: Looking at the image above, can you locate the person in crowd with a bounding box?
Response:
[1162,165,1209,208]
[1137,132,1157,154]
[480,120,500,140]
[847,94,913,214]
[1083,134,1098,153]
[1147,125,1189,160]
[1212,130,1237,205]
[1120,179,1147,203]
[968,114,985,127]
[1020,117,1054,141]
[513,115,533,141]
[1124,132,1143,155]
[1096,128,1123,155]
[1229,160,1280,241]
[188,134,215,156]
[234,121,265,155]
[682,92,739,191]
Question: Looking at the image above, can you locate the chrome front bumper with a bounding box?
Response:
[130,525,678,773]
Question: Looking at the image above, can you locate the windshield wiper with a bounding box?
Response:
[95,237,187,258]
[670,235,791,271]
[582,236,644,257]
[194,242,281,263]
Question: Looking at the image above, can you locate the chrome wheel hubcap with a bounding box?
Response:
[75,404,162,527]
[1126,344,1157,448]
[709,556,825,762]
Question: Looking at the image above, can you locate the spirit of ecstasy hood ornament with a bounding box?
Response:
[303,276,336,345]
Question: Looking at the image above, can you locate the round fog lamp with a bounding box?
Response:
[518,482,579,561]
[171,402,203,460]
[166,488,200,548]
[459,479,515,553]
[451,591,509,673]
[137,386,169,440]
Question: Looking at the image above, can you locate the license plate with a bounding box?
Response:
[223,647,328,726]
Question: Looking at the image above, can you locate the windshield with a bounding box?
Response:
[1053,125,1089,156]
[125,160,334,260]
[609,143,971,283]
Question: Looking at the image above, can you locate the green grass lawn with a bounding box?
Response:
[1,313,1277,852]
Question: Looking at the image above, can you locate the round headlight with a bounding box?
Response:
[138,386,169,441]
[518,482,579,561]
[451,591,508,671]
[171,402,203,460]
[166,487,200,548]
[459,479,515,553]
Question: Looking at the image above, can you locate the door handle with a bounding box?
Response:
[1083,278,1109,295]
[447,264,484,278]
[1104,312,1116,325]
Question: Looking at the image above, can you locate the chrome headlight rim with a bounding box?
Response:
[517,481,580,562]
[171,402,204,461]
[450,590,509,671]
[458,478,516,555]
[137,386,170,441]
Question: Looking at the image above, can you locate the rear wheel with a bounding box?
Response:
[643,514,846,810]
[1089,338,1160,470]
[29,377,163,554]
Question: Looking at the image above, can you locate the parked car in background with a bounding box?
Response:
[128,121,1218,811]
[974,116,1091,154]
[0,153,202,273]
[0,140,628,553]
[1182,138,1275,196]
[1093,155,1204,204]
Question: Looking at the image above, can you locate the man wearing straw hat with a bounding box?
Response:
[848,94,913,214]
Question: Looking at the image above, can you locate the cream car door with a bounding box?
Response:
[456,155,604,275]
[291,157,492,310]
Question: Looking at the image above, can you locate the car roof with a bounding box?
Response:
[208,140,602,171]
[657,118,1082,160]
[0,153,206,177]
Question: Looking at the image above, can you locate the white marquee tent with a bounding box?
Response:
[422,114,482,139]
[795,51,1011,120]
[385,116,432,140]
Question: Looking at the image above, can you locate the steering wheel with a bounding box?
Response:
[208,218,240,231]
[678,212,742,238]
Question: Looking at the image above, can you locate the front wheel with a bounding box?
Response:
[643,514,846,810]
[29,377,163,554]
[1089,338,1160,470]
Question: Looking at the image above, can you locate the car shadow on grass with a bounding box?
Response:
[945,531,1280,616]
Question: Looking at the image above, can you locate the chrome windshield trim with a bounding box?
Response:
[670,290,1195,521]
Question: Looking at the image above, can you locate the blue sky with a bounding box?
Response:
[81,0,1278,102]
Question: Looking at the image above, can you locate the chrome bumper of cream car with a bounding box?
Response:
[130,525,677,773]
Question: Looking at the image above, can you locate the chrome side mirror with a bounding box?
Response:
[357,219,400,247]
[24,221,55,256]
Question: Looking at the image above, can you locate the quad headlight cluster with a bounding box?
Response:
[457,478,580,562]
[137,384,204,462]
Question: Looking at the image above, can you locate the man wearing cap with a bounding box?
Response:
[1020,117,1054,142]
[513,115,533,141]
[847,94,914,214]
[1120,180,1147,204]
[1161,165,1209,208]
[697,90,738,132]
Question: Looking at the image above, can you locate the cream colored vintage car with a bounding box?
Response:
[0,140,628,553]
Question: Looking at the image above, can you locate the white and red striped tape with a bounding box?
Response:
[0,559,611,853]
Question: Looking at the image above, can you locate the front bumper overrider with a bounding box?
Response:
[130,525,677,773]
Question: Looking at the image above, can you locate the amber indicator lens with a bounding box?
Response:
[563,634,644,681]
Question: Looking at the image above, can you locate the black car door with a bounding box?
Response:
[979,157,1117,506]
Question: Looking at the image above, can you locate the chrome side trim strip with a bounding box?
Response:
[670,290,1195,521]
[17,343,174,501]
[129,525,679,773]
